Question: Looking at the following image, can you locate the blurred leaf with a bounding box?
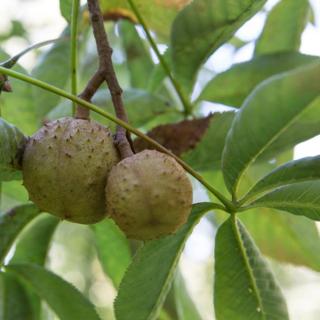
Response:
[6,264,101,320]
[31,28,70,120]
[244,156,320,203]
[0,272,35,320]
[182,111,235,171]
[134,115,212,156]
[100,0,189,39]
[148,49,172,93]
[47,89,172,128]
[95,89,172,127]
[0,50,38,135]
[92,218,131,288]
[214,217,288,320]
[0,181,29,212]
[171,0,266,92]
[0,204,40,265]
[119,20,153,88]
[0,118,26,181]
[198,52,319,107]
[60,0,72,22]
[222,62,320,196]
[11,214,59,266]
[255,0,310,55]
[240,208,320,272]
[114,202,215,320]
[248,181,320,221]
[174,271,201,320]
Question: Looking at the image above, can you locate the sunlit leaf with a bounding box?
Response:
[214,217,288,320]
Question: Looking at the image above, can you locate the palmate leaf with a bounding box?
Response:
[222,62,320,196]
[0,272,36,320]
[214,216,288,320]
[91,218,131,288]
[255,0,310,55]
[243,156,320,203]
[171,0,266,93]
[5,264,101,320]
[114,203,214,320]
[248,181,320,221]
[198,52,319,108]
[0,204,40,265]
[0,118,26,182]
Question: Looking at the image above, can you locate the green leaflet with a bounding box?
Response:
[6,264,101,320]
[214,217,288,320]
[0,204,40,265]
[222,62,320,196]
[243,156,320,203]
[171,0,266,93]
[0,118,26,181]
[0,272,35,320]
[248,181,320,221]
[255,0,310,55]
[198,52,319,108]
[114,202,215,320]
[91,218,131,288]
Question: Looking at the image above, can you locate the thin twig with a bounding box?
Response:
[76,0,133,159]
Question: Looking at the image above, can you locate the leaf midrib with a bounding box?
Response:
[231,216,266,320]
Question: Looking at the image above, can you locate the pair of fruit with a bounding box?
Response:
[22,117,192,240]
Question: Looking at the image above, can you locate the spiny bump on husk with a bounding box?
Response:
[106,149,193,240]
[22,117,119,224]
